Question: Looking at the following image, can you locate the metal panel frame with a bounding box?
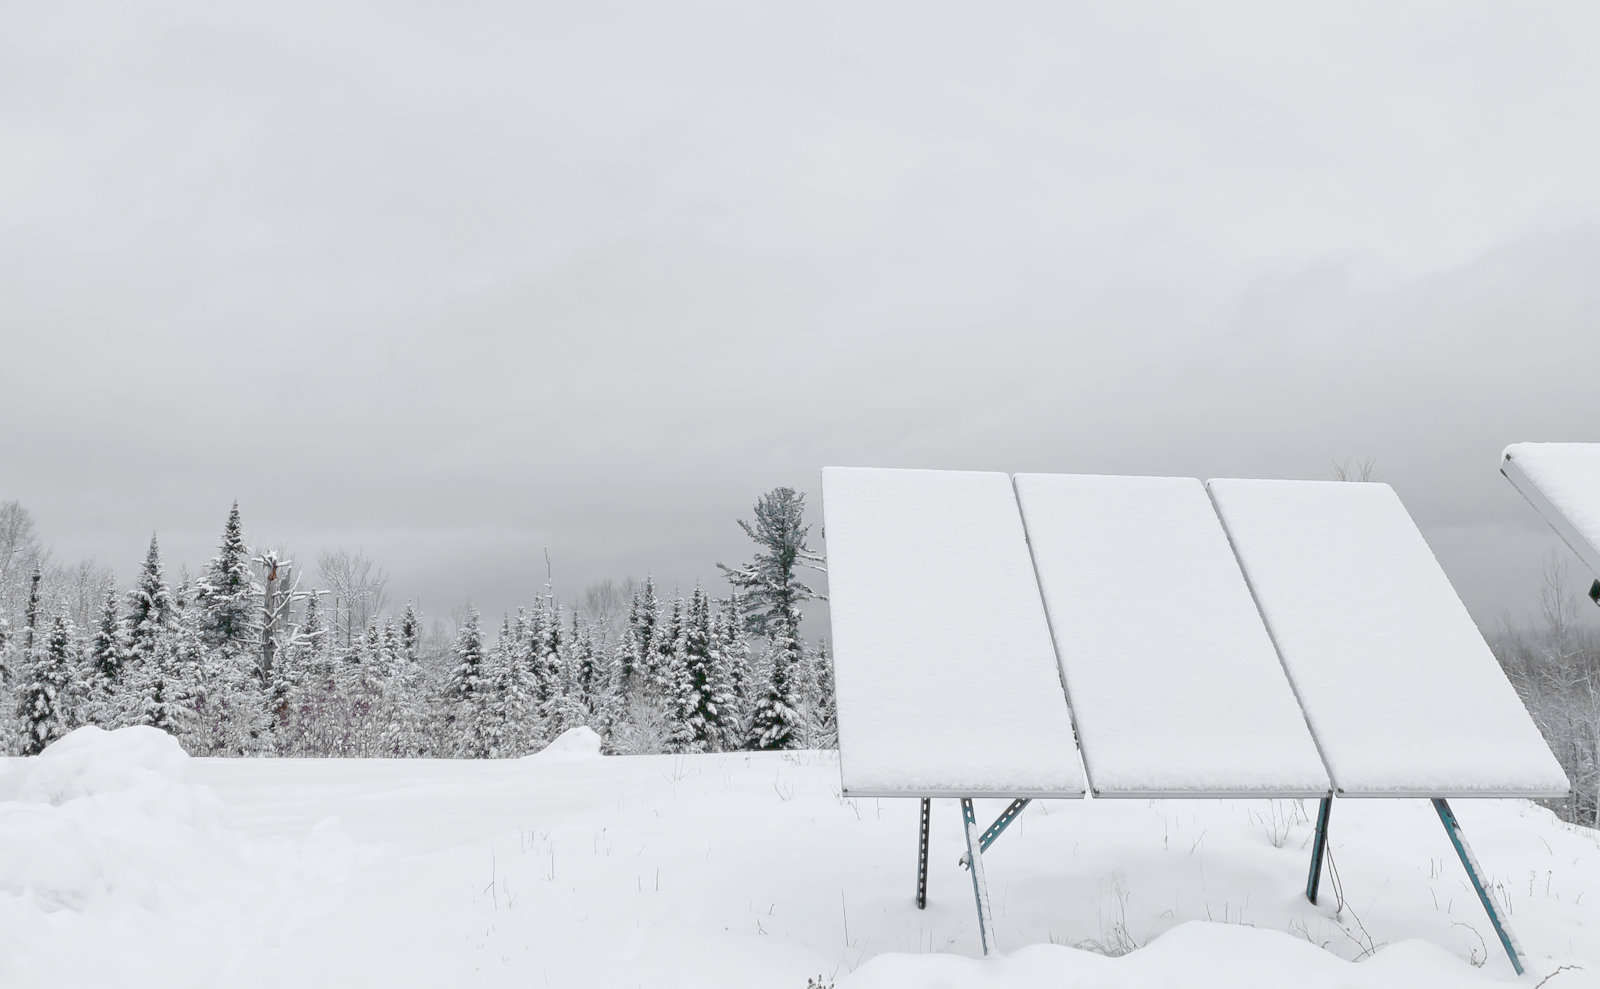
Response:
[835,465,1567,969]
[1502,450,1600,586]
[845,785,1084,799]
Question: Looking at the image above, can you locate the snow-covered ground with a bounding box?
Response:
[4,727,1599,988]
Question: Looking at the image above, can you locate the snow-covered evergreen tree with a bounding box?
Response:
[15,607,80,754]
[717,593,754,739]
[447,608,486,754]
[126,535,176,671]
[653,591,684,697]
[806,637,838,748]
[399,602,420,663]
[627,576,660,691]
[567,612,603,718]
[127,633,185,736]
[23,565,42,658]
[476,618,537,757]
[719,488,823,750]
[89,584,126,683]
[194,502,259,668]
[672,586,734,752]
[81,584,127,726]
[748,628,804,751]
[528,595,563,727]
[717,487,824,639]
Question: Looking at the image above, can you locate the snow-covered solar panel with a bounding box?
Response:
[1501,443,1600,580]
[1013,474,1330,797]
[821,467,1086,798]
[1208,479,1569,798]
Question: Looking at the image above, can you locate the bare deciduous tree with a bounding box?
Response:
[317,549,390,646]
[1330,457,1379,482]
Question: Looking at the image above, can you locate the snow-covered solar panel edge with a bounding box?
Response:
[1013,473,1330,797]
[1502,444,1600,581]
[1207,478,1569,799]
[820,467,1086,798]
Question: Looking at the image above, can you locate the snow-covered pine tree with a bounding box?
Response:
[567,612,602,718]
[23,565,42,658]
[478,617,537,758]
[399,602,420,664]
[529,594,563,729]
[0,621,17,755]
[808,637,838,749]
[447,608,486,755]
[717,593,754,742]
[82,584,127,726]
[672,586,734,753]
[718,488,823,750]
[748,626,804,751]
[274,591,336,756]
[194,502,259,671]
[595,635,634,745]
[653,591,684,697]
[126,535,176,671]
[16,607,81,754]
[329,616,386,755]
[377,617,423,757]
[169,600,242,755]
[627,576,660,691]
[128,632,185,737]
[300,591,330,674]
[89,584,126,683]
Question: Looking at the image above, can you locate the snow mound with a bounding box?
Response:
[0,727,220,916]
[839,922,1503,988]
[0,726,361,987]
[534,725,603,759]
[17,725,190,802]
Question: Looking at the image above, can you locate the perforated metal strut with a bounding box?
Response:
[960,798,995,955]
[1434,798,1525,975]
[960,798,1031,868]
[915,797,931,910]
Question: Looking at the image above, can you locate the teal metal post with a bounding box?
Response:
[960,798,1032,868]
[960,798,995,955]
[1433,798,1524,975]
[1306,796,1333,904]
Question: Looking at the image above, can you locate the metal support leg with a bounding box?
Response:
[1433,798,1524,975]
[959,798,1032,868]
[915,797,931,910]
[960,798,995,955]
[1306,796,1333,904]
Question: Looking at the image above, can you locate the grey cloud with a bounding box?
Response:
[3,1,1599,630]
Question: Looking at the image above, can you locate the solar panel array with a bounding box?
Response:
[822,468,1083,798]
[822,467,1568,800]
[1502,443,1600,580]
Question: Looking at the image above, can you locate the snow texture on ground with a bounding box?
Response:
[3,720,1600,979]
[1503,442,1600,573]
[6,726,1600,987]
[1208,478,1570,797]
[821,467,1083,796]
[1014,473,1328,797]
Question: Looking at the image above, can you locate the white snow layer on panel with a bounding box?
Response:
[1208,479,1569,797]
[1503,443,1600,567]
[1014,474,1329,796]
[821,467,1085,796]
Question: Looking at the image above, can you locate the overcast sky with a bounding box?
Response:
[3,1,1598,632]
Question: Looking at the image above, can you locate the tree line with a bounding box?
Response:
[1492,557,1600,826]
[0,489,836,759]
